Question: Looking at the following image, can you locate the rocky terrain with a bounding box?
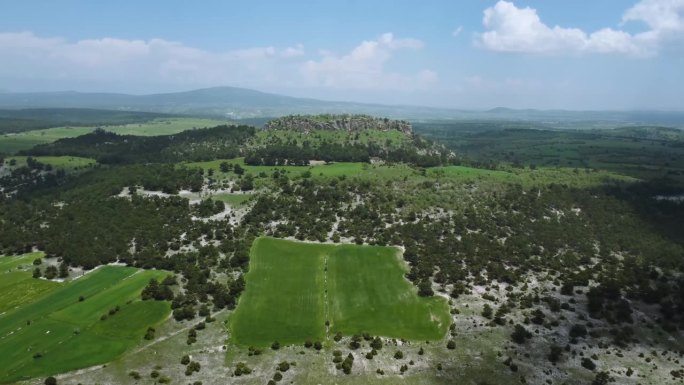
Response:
[263,114,413,134]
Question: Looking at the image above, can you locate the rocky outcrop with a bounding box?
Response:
[264,114,412,134]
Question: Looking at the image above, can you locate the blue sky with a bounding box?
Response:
[1,0,683,109]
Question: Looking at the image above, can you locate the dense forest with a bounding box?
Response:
[0,108,172,134]
[23,125,255,163]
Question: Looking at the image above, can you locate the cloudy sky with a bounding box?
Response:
[1,0,683,109]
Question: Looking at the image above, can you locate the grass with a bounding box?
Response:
[182,157,636,190]
[230,237,450,347]
[181,157,418,181]
[0,265,171,383]
[427,165,637,188]
[0,253,57,314]
[211,192,252,206]
[0,117,230,154]
[4,156,96,171]
[327,244,450,339]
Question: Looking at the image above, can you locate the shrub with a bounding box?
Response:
[277,361,290,372]
[581,357,596,371]
[370,337,383,350]
[569,324,588,338]
[511,324,532,344]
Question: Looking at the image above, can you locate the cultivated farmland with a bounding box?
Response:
[0,263,170,383]
[230,237,450,347]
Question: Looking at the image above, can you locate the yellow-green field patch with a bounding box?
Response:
[230,237,449,347]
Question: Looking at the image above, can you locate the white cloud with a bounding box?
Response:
[301,33,435,90]
[0,31,307,90]
[0,31,433,94]
[452,26,463,37]
[623,0,684,31]
[281,44,305,58]
[476,0,684,56]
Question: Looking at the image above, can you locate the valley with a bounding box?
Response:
[0,113,682,385]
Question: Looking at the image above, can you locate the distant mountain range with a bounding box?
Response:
[0,87,438,119]
[1,87,684,127]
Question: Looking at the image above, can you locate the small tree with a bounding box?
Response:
[511,324,532,344]
[277,361,290,372]
[548,344,563,363]
[44,265,58,280]
[58,262,69,278]
[592,372,613,385]
[581,357,596,371]
[44,377,57,385]
[482,304,493,319]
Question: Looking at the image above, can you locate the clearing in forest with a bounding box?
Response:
[0,262,170,383]
[230,237,450,347]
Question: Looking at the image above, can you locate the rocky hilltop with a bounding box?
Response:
[264,114,412,134]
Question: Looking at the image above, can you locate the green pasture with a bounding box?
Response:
[182,156,636,190]
[0,253,57,314]
[427,165,637,188]
[181,157,417,181]
[0,117,230,154]
[0,265,171,383]
[211,192,252,206]
[4,156,96,171]
[230,237,450,347]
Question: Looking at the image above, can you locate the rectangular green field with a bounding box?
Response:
[0,266,171,383]
[230,237,450,347]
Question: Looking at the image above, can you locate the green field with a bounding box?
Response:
[4,156,96,171]
[427,164,637,188]
[211,192,252,206]
[230,237,450,347]
[182,157,636,190]
[0,117,230,154]
[181,157,418,181]
[0,263,171,383]
[0,253,57,313]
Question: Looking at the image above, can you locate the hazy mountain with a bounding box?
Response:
[0,87,434,119]
[1,87,684,127]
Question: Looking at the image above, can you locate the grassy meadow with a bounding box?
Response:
[230,237,450,347]
[182,156,637,190]
[0,262,171,383]
[3,156,96,172]
[0,117,230,154]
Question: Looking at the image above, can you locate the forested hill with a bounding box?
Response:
[22,125,255,164]
[245,115,454,166]
[264,114,413,134]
